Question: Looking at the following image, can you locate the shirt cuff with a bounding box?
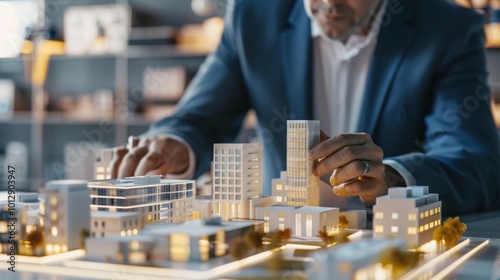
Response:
[159,134,196,180]
[383,159,417,186]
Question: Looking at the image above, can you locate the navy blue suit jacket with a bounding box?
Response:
[147,0,500,216]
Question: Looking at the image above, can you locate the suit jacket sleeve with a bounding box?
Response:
[388,12,500,216]
[142,2,250,178]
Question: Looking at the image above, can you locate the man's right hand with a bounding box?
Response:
[110,136,190,178]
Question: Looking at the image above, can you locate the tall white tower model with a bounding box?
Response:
[212,143,263,220]
[286,120,320,206]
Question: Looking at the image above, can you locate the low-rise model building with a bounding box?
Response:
[373,186,442,248]
[256,205,339,237]
[87,176,195,225]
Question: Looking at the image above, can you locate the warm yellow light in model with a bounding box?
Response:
[51,226,58,237]
[120,230,126,237]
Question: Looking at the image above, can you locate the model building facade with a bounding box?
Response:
[212,143,263,220]
[373,186,442,248]
[87,176,195,225]
[272,121,320,206]
[256,205,339,237]
[43,180,91,254]
[91,211,142,238]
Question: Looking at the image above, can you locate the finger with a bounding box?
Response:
[330,160,383,186]
[118,146,149,178]
[138,137,152,147]
[144,162,184,177]
[332,177,380,198]
[134,151,163,176]
[110,146,128,179]
[308,133,372,160]
[312,144,382,177]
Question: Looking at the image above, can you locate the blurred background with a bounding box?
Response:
[0,0,499,192]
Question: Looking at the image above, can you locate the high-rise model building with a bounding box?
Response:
[212,143,265,220]
[88,176,195,225]
[373,186,442,248]
[43,180,91,255]
[283,120,320,206]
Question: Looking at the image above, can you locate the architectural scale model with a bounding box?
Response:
[90,211,143,238]
[256,205,339,237]
[1,120,486,280]
[87,176,195,225]
[94,149,113,180]
[373,186,442,248]
[277,120,320,206]
[309,238,406,280]
[86,218,262,263]
[43,180,91,255]
[212,143,274,220]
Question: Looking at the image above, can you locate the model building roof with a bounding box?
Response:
[141,219,260,237]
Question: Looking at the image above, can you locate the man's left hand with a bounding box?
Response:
[308,131,389,204]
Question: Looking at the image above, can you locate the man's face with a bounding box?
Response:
[306,0,381,41]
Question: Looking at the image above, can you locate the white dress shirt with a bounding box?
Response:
[307,0,416,188]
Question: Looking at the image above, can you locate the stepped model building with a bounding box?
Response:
[373,186,442,248]
[43,180,91,254]
[272,120,320,206]
[212,143,267,220]
[87,176,195,225]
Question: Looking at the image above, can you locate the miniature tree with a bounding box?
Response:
[378,247,421,276]
[245,229,265,251]
[433,217,467,248]
[26,226,45,256]
[338,215,349,231]
[318,229,335,246]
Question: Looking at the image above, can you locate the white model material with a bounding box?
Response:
[87,176,195,225]
[91,211,142,238]
[43,180,91,255]
[271,121,320,207]
[340,210,367,230]
[94,149,113,180]
[86,219,262,263]
[192,197,212,220]
[212,143,263,220]
[309,238,406,280]
[373,186,442,248]
[256,205,339,237]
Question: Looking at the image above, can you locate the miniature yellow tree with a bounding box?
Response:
[433,217,467,248]
[338,215,349,230]
[318,229,336,246]
[378,247,421,276]
[26,226,45,256]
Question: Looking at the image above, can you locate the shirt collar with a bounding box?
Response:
[307,0,387,60]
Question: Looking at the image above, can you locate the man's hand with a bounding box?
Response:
[110,136,190,178]
[308,131,401,204]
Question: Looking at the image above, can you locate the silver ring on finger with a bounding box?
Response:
[360,160,370,176]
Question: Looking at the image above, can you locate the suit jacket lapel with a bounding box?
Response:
[357,0,417,135]
[280,0,313,120]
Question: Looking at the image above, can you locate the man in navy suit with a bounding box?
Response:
[111,0,500,216]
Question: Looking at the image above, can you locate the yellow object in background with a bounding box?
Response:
[32,40,65,86]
